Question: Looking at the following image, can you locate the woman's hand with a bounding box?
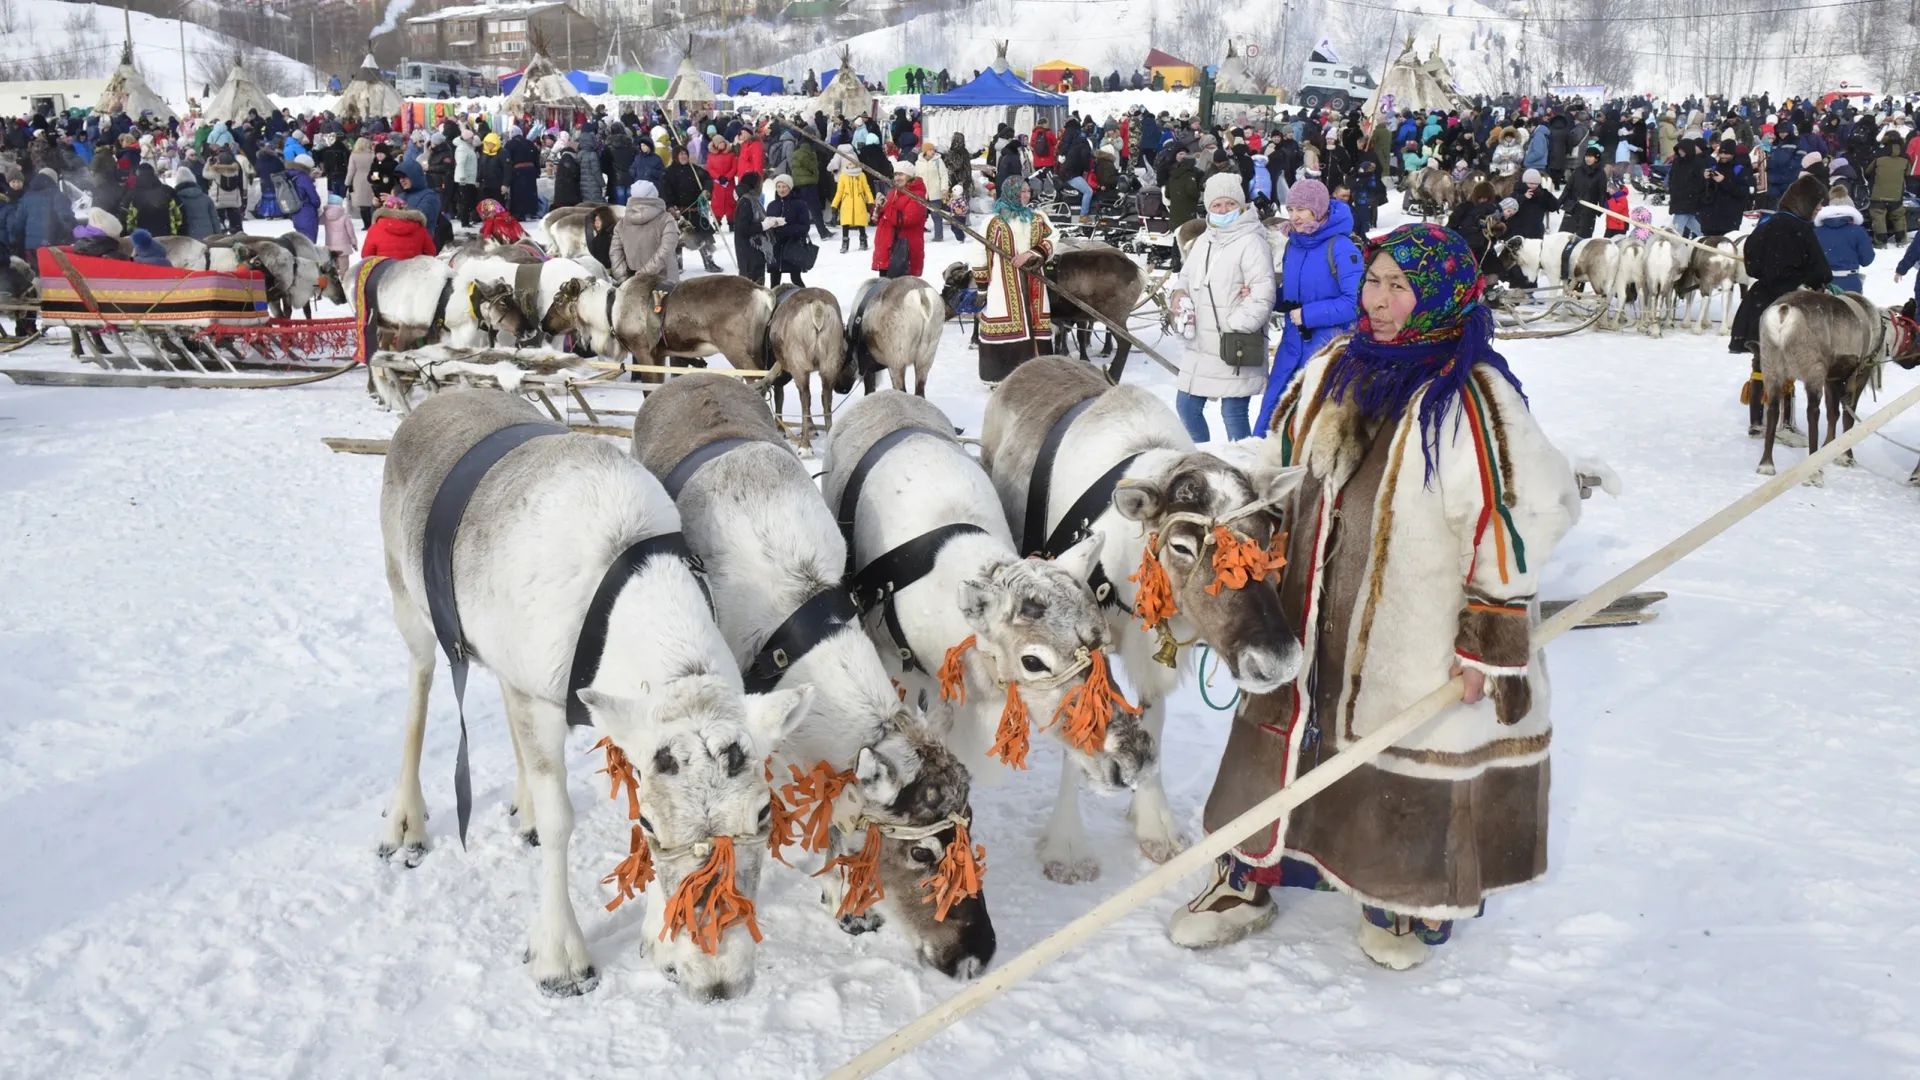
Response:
[1448,662,1487,704]
[1289,308,1303,325]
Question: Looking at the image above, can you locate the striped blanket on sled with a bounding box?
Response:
[37,248,268,327]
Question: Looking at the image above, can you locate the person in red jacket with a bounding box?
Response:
[1030,119,1058,171]
[360,193,438,259]
[476,197,526,245]
[872,171,928,278]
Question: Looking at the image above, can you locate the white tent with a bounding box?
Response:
[814,45,873,120]
[1210,40,1270,126]
[201,56,278,124]
[663,37,715,111]
[96,41,175,120]
[333,53,402,122]
[504,31,588,114]
[1362,39,1468,119]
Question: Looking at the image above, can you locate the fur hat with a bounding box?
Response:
[88,206,121,237]
[1202,171,1246,208]
[1285,178,1330,219]
[1522,167,1542,185]
[1803,151,1824,166]
[293,154,314,169]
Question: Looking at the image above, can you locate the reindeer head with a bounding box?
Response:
[576,678,813,1003]
[938,262,973,319]
[839,718,995,978]
[542,275,592,336]
[1112,454,1305,694]
[958,541,1154,792]
[468,280,537,345]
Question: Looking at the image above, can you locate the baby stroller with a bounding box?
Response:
[1631,162,1670,204]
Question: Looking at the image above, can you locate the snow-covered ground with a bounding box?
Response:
[3,195,1920,1078]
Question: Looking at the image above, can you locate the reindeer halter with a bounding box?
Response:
[595,739,762,954]
[1128,492,1287,661]
[935,634,1138,770]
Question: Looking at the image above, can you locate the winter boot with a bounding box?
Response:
[840,231,850,254]
[858,230,869,251]
[701,247,722,273]
[1167,855,1276,949]
[1356,910,1439,971]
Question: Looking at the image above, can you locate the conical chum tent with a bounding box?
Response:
[504,30,588,114]
[202,55,277,123]
[663,37,716,111]
[1361,39,1467,119]
[96,40,175,120]
[333,52,402,122]
[815,45,872,119]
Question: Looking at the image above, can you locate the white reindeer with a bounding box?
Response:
[631,374,997,978]
[378,390,812,1002]
[1640,237,1688,337]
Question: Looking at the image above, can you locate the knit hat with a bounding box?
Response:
[773,173,794,189]
[1522,167,1542,185]
[1498,196,1519,215]
[1718,139,1738,154]
[293,154,315,169]
[381,193,408,209]
[88,206,121,237]
[1285,178,1329,220]
[1803,151,1823,166]
[632,180,659,199]
[1202,171,1246,208]
[172,166,195,186]
[1828,189,1855,208]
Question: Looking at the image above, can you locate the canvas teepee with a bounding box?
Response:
[202,54,278,123]
[662,36,715,109]
[1214,40,1256,94]
[814,45,872,120]
[97,40,176,120]
[504,29,588,113]
[333,52,402,122]
[1361,37,1467,119]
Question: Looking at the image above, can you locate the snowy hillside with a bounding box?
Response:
[0,0,323,112]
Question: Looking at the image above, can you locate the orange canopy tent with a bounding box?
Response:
[1030,59,1090,90]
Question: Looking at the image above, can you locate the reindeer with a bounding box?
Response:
[452,256,602,347]
[1499,232,1612,297]
[766,286,849,453]
[1756,290,1893,484]
[1046,243,1147,381]
[823,391,1156,882]
[1607,236,1647,331]
[1638,237,1689,337]
[847,277,942,396]
[1402,159,1455,219]
[980,356,1304,882]
[1678,234,1741,334]
[378,390,813,1001]
[545,203,622,265]
[360,259,531,409]
[612,274,776,375]
[210,235,333,317]
[632,374,996,978]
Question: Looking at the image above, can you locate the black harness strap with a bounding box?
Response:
[564,530,704,728]
[430,279,456,337]
[1560,238,1577,285]
[844,279,882,378]
[849,522,989,672]
[661,436,757,499]
[837,425,947,577]
[1021,396,1100,555]
[760,283,800,375]
[743,586,863,692]
[424,421,567,847]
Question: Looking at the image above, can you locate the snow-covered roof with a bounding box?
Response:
[407,2,568,25]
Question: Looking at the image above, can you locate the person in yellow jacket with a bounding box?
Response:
[830,147,873,253]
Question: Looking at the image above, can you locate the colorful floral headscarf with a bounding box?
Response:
[994,175,1035,223]
[1325,223,1526,481]
[1629,205,1654,241]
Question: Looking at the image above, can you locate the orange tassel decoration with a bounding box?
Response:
[659,836,763,954]
[987,684,1032,769]
[1050,650,1141,756]
[919,819,987,922]
[1130,534,1177,631]
[814,822,886,918]
[602,824,656,912]
[937,635,975,703]
[779,761,855,857]
[1206,526,1287,595]
[594,736,641,821]
[766,781,802,863]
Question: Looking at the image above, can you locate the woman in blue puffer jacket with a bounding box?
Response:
[1255,179,1364,434]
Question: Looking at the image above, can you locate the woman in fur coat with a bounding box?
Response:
[1171,224,1580,971]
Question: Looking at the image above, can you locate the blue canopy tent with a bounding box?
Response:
[497,66,526,95]
[726,70,785,95]
[565,69,612,95]
[920,66,1069,158]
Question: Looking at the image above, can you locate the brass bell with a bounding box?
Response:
[1152,625,1179,668]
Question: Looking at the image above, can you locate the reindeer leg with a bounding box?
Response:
[379,557,434,867]
[1758,393,1780,475]
[1077,327,1092,364]
[509,687,597,997]
[1831,377,1853,466]
[1037,755,1099,884]
[1106,339,1132,383]
[796,373,815,455]
[502,689,539,847]
[1805,382,1825,486]
[890,364,907,392]
[1127,697,1184,864]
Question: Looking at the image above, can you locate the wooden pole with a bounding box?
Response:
[1576,200,1744,263]
[823,378,1920,1080]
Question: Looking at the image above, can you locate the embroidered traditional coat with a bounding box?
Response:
[1204,342,1581,919]
[972,211,1053,345]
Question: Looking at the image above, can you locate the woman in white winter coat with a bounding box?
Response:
[1169,172,1275,442]
[915,142,952,240]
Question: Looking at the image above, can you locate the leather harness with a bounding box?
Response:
[659,435,862,693]
[844,279,883,379]
[836,426,987,672]
[759,283,801,383]
[1020,397,1137,613]
[423,422,706,846]
[1559,237,1578,284]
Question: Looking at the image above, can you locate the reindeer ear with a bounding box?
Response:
[1111,478,1164,522]
[1250,462,1308,507]
[577,687,660,756]
[1053,533,1102,583]
[853,746,903,806]
[958,567,1003,635]
[743,685,814,753]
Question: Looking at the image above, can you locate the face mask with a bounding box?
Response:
[1208,208,1240,228]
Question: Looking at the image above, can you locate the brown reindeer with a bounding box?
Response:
[765,285,848,453]
[612,274,775,377]
[1045,243,1147,381]
[1756,290,1892,483]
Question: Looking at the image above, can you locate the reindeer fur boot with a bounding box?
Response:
[1168,856,1276,949]
[1356,907,1452,970]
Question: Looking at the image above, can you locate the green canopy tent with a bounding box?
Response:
[885,64,930,94]
[613,70,669,97]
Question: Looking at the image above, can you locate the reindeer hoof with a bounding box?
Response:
[519,826,540,848]
[1839,453,1857,468]
[537,966,601,999]
[837,911,886,936]
[377,841,429,869]
[1043,857,1102,884]
[1804,470,1826,488]
[1136,835,1187,864]
[1755,463,1776,476]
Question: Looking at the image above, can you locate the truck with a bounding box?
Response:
[1295,50,1377,112]
[395,60,490,100]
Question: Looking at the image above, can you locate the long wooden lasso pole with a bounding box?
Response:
[824,379,1920,1080]
[774,120,1180,374]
